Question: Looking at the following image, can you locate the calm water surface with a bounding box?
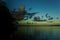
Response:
[17,26,60,40]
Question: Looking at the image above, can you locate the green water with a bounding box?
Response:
[17,26,60,40]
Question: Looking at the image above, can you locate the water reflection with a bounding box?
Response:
[17,26,60,40]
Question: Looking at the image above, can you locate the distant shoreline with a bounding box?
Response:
[19,24,60,26]
[18,21,60,26]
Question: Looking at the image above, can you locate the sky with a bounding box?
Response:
[3,0,60,21]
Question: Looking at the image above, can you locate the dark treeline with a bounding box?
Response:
[0,1,17,40]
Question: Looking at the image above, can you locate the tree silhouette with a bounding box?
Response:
[45,13,48,18]
[0,1,17,40]
[56,17,59,19]
[11,6,38,21]
[33,16,40,21]
[48,16,53,20]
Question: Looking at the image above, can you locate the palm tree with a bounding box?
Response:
[29,12,38,19]
[48,17,53,20]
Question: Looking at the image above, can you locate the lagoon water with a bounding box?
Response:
[17,26,60,40]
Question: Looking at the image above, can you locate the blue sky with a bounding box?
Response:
[3,0,60,21]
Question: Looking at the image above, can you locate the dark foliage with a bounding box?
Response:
[0,1,17,40]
